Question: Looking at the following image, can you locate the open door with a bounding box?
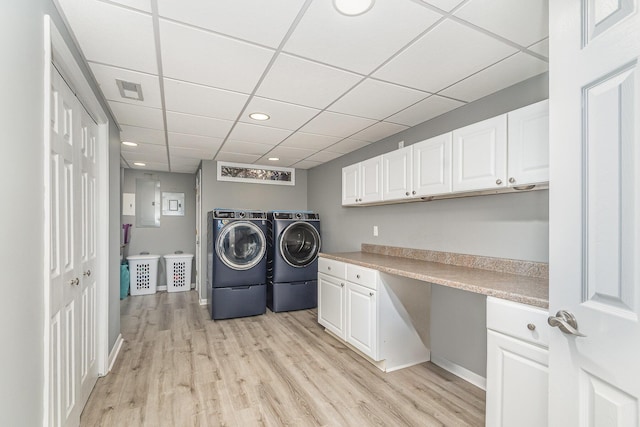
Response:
[549,1,640,424]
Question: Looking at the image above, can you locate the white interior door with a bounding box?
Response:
[549,1,640,425]
[195,168,201,295]
[49,67,99,427]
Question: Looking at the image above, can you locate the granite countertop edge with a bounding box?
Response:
[319,251,549,309]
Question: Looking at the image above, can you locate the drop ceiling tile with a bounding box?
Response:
[374,19,517,92]
[240,97,320,130]
[159,19,274,93]
[163,78,249,120]
[169,146,216,159]
[305,150,343,163]
[122,148,168,164]
[387,95,465,126]
[264,145,317,159]
[120,125,166,145]
[168,132,224,152]
[222,140,275,156]
[349,121,409,142]
[255,156,298,167]
[108,101,164,130]
[454,0,548,47]
[157,0,305,48]
[121,141,167,155]
[300,111,377,138]
[528,38,549,58]
[170,162,200,174]
[329,79,429,120]
[421,0,466,12]
[291,159,323,169]
[215,152,261,163]
[227,122,292,145]
[327,138,371,154]
[129,161,169,172]
[166,111,234,138]
[279,132,342,151]
[58,0,157,73]
[89,63,162,108]
[284,0,442,75]
[440,53,549,102]
[107,0,152,13]
[256,54,362,109]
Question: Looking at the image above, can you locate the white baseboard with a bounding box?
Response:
[430,355,486,390]
[199,298,207,306]
[107,334,124,373]
[157,285,167,291]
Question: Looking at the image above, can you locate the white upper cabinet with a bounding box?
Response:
[382,146,413,200]
[452,115,508,192]
[507,100,549,187]
[412,133,452,197]
[342,156,383,205]
[341,163,360,205]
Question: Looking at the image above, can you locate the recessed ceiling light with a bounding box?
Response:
[249,112,270,121]
[333,0,375,16]
[122,141,138,147]
[133,162,146,167]
[268,157,280,161]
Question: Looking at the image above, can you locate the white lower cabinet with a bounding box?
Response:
[318,258,430,371]
[486,297,549,427]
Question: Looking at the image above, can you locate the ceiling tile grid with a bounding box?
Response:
[57,0,549,173]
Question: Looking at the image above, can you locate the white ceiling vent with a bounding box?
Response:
[116,79,144,101]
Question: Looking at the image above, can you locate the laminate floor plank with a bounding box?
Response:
[81,291,485,426]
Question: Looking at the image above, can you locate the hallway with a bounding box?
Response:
[80,291,485,426]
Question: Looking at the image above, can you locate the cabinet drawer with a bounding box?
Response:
[318,258,346,279]
[487,297,549,348]
[346,264,377,290]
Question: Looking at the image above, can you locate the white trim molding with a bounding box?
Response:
[430,354,487,391]
[108,334,124,372]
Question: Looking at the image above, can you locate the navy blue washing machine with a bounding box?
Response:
[207,209,268,320]
[266,211,321,312]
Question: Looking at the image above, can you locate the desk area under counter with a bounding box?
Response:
[318,244,549,425]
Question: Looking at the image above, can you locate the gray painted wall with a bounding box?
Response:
[122,169,197,287]
[198,160,308,300]
[0,1,121,424]
[307,73,549,379]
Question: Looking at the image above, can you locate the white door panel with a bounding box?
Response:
[549,0,640,425]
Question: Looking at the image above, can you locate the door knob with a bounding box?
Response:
[548,310,586,337]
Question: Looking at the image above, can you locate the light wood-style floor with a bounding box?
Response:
[81,291,485,426]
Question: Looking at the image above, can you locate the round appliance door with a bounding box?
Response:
[216,221,266,270]
[279,221,321,268]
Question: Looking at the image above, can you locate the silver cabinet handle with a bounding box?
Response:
[340,283,344,288]
[509,177,516,184]
[327,266,331,271]
[356,274,360,279]
[412,190,416,195]
[548,310,586,337]
[69,277,79,286]
[83,269,91,277]
[496,179,502,185]
[405,192,410,196]
[369,292,374,296]
[527,323,536,331]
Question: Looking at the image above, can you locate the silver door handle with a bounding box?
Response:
[548,310,586,337]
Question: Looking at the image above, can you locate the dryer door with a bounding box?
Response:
[280,221,321,268]
[216,221,266,270]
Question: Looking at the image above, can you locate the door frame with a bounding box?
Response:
[43,15,110,425]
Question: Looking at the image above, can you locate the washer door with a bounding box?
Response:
[216,221,266,270]
[279,221,321,268]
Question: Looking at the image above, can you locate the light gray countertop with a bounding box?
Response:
[319,250,549,309]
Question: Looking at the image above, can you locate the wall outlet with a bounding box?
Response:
[373,225,379,237]
[398,141,404,148]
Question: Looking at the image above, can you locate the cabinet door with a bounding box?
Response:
[318,273,345,339]
[452,115,507,192]
[360,156,383,204]
[341,163,360,205]
[382,146,412,200]
[486,330,548,427]
[346,282,377,359]
[507,100,549,186]
[413,133,452,197]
